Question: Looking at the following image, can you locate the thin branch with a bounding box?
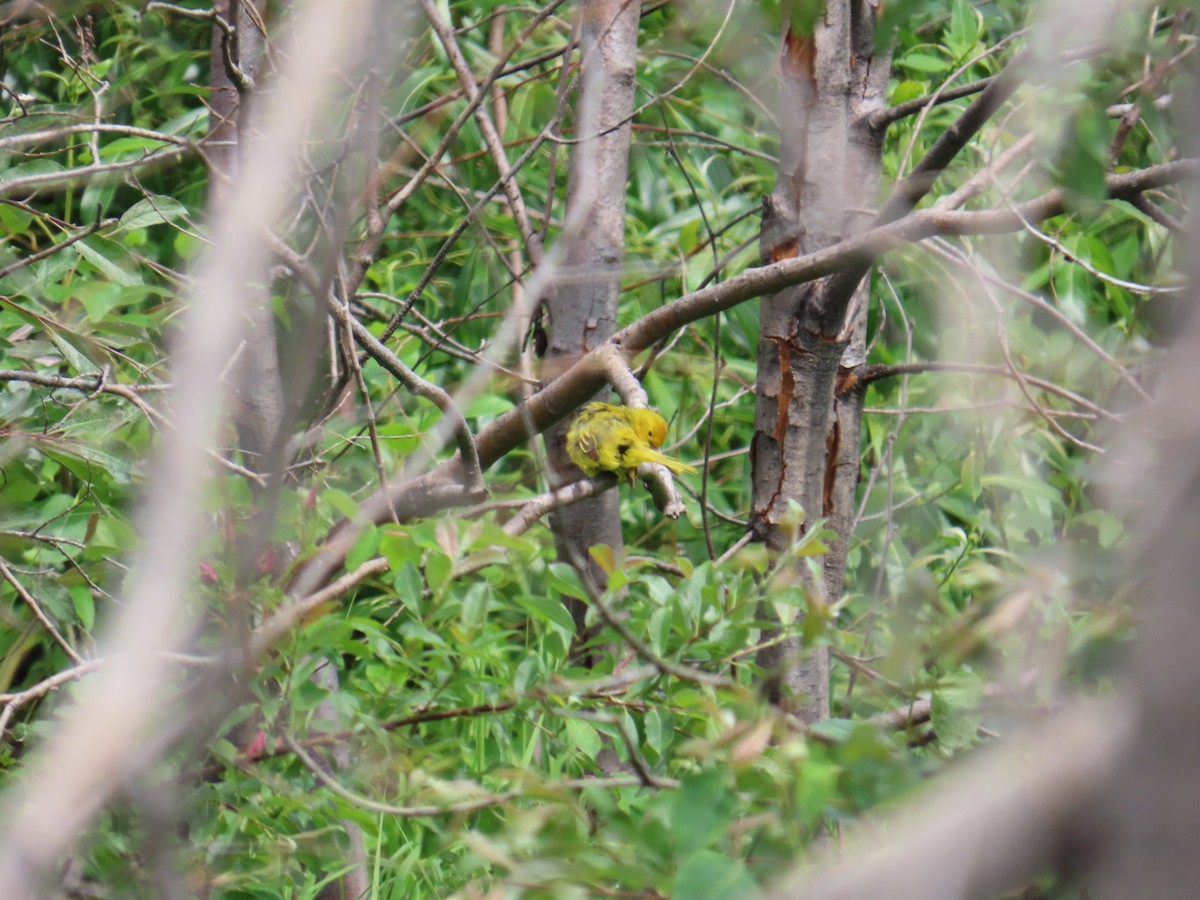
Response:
[553,707,674,788]
[0,369,168,394]
[452,479,614,579]
[293,159,1196,588]
[0,122,197,152]
[276,243,485,491]
[769,699,1132,900]
[1011,202,1184,295]
[618,160,1198,357]
[348,0,571,298]
[285,732,673,817]
[0,219,107,280]
[849,361,1119,422]
[419,0,542,263]
[1131,193,1186,235]
[875,56,1025,226]
[584,580,733,689]
[0,559,84,665]
[714,531,753,567]
[0,660,103,741]
[251,557,389,656]
[0,145,192,197]
[869,75,996,129]
[810,50,1028,335]
[924,237,1152,402]
[0,369,267,484]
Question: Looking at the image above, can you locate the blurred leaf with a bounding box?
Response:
[898,52,951,75]
[891,80,926,105]
[345,523,380,571]
[671,769,734,857]
[564,716,602,761]
[672,850,761,900]
[931,672,985,750]
[515,592,576,634]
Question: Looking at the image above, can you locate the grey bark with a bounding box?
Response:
[751,1,891,722]
[543,0,642,629]
[209,8,368,898]
[766,202,1200,900]
[1088,94,1200,898]
[313,664,370,900]
[209,0,287,471]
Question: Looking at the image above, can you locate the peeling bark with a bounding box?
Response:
[751,1,891,722]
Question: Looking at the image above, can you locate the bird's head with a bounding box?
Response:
[628,408,669,447]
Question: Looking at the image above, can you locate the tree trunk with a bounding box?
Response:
[208,0,286,471]
[543,0,642,632]
[751,1,891,722]
[210,8,369,898]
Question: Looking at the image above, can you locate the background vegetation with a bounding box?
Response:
[0,1,1191,897]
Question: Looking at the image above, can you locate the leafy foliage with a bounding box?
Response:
[0,1,1180,896]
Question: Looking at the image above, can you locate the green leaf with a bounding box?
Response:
[424,551,451,594]
[515,592,576,634]
[787,0,823,35]
[76,281,126,323]
[980,474,1063,504]
[961,449,982,500]
[564,716,602,761]
[546,561,587,600]
[808,718,857,743]
[108,195,188,235]
[0,204,33,234]
[323,489,360,520]
[644,708,673,758]
[75,237,141,287]
[948,0,980,54]
[345,524,380,571]
[379,531,419,571]
[931,673,985,750]
[389,562,423,611]
[293,677,329,712]
[671,769,734,856]
[1075,509,1124,549]
[898,52,950,75]
[891,80,926,105]
[1056,108,1110,200]
[672,850,761,900]
[45,327,102,374]
[86,516,140,558]
[174,229,202,259]
[70,585,95,630]
[460,581,490,632]
[795,757,841,823]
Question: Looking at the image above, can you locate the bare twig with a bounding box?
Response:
[0,560,83,665]
[420,0,542,263]
[284,732,674,817]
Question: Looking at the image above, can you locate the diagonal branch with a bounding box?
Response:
[275,242,485,491]
[291,159,1197,591]
[810,58,1027,335]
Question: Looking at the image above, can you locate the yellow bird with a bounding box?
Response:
[566,402,696,484]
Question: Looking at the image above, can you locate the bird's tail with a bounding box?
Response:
[635,447,697,477]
